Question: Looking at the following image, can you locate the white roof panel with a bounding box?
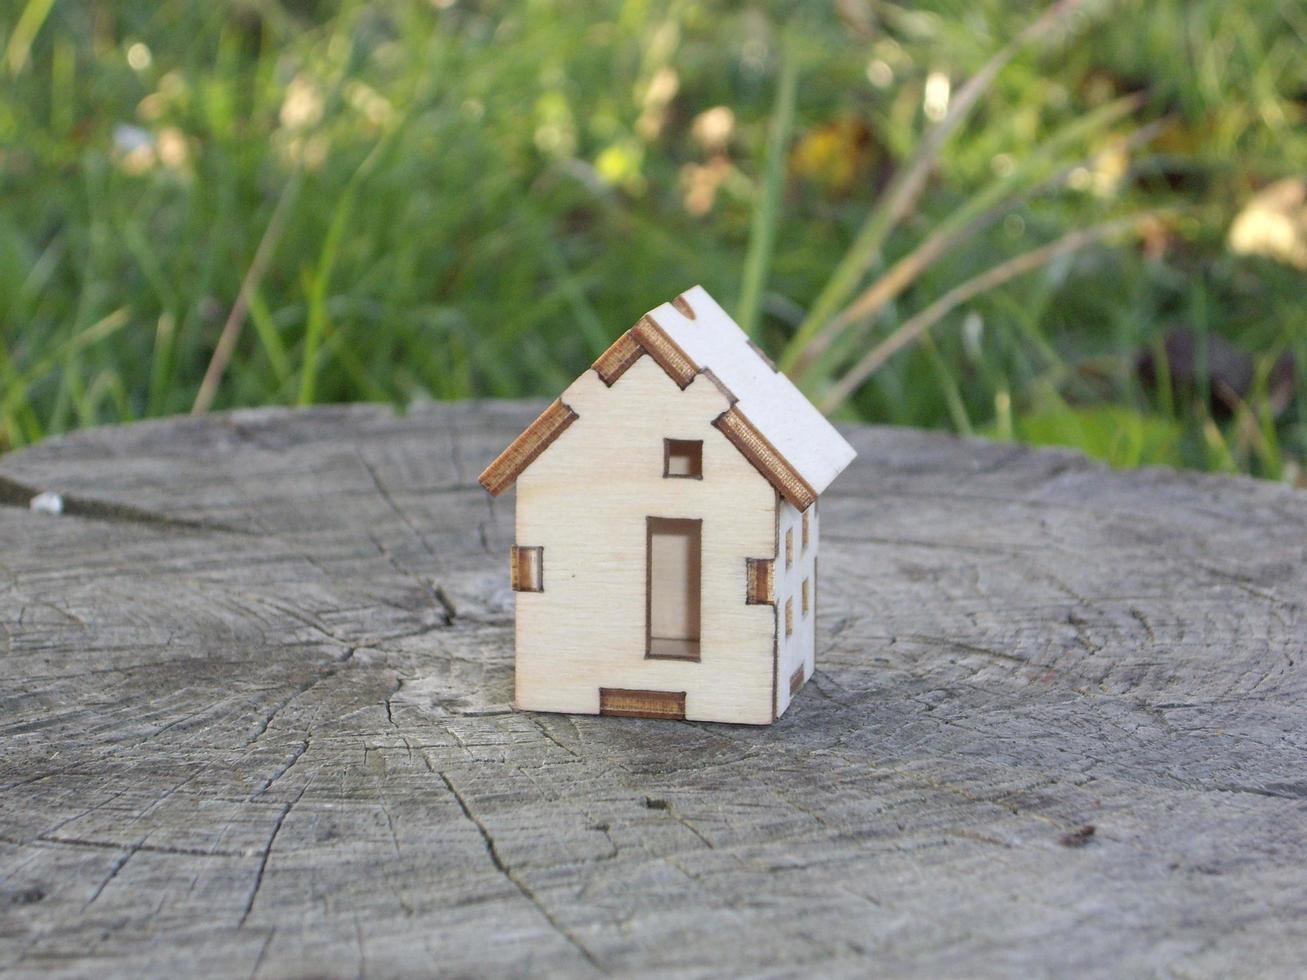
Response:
[651,286,856,497]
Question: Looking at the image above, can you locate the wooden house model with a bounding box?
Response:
[478,286,856,724]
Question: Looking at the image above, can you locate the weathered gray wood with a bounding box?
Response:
[1,402,1305,978]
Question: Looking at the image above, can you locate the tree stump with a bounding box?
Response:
[1,402,1304,977]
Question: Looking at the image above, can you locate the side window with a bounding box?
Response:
[511,546,543,592]
[785,597,794,637]
[746,558,774,605]
[802,578,810,616]
[664,439,703,479]
[785,528,794,569]
[802,510,810,553]
[789,665,805,695]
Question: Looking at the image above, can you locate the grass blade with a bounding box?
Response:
[148,312,176,417]
[798,98,1152,379]
[2,308,132,429]
[246,288,292,385]
[780,0,1090,374]
[192,176,299,415]
[5,0,56,76]
[736,43,797,338]
[819,212,1163,414]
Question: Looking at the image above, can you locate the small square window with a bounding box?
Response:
[785,528,794,569]
[664,439,703,479]
[802,578,810,616]
[785,597,794,637]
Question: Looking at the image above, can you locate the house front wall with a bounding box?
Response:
[513,355,778,724]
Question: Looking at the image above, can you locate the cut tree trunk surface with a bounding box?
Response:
[1,402,1304,978]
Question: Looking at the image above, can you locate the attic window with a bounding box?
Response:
[664,439,703,479]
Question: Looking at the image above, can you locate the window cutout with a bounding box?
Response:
[512,546,543,592]
[802,510,810,552]
[664,439,703,479]
[802,578,810,616]
[600,688,686,720]
[785,597,794,637]
[647,518,702,660]
[746,558,774,605]
[786,528,794,569]
[789,665,805,696]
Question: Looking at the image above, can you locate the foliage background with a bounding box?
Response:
[1,0,1305,479]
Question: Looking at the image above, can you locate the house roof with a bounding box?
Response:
[478,285,857,510]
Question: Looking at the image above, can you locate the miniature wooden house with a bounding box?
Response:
[478,286,856,724]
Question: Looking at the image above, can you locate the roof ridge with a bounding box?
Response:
[478,287,852,501]
[591,314,700,390]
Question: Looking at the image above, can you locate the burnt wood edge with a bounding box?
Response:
[592,329,645,387]
[486,312,821,506]
[510,545,544,592]
[746,557,775,605]
[599,688,687,720]
[593,315,701,391]
[663,438,705,480]
[713,408,818,511]
[477,399,579,496]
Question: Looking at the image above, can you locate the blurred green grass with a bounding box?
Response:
[1,0,1305,480]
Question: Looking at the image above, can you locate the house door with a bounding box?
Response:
[646,517,702,661]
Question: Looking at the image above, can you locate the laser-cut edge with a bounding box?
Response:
[712,408,818,511]
[481,303,822,511]
[510,545,544,593]
[599,688,687,720]
[478,399,578,496]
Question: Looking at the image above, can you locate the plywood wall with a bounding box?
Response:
[514,356,778,724]
[775,497,818,717]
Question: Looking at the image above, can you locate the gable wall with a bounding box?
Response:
[513,355,779,724]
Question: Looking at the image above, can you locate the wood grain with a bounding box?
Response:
[1,401,1306,977]
[513,358,776,724]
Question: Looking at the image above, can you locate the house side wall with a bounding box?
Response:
[513,356,778,724]
[775,497,819,717]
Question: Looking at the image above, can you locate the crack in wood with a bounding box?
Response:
[3,405,1307,977]
[434,766,603,971]
[239,785,306,928]
[80,839,142,911]
[0,473,245,534]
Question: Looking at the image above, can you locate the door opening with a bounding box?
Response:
[646,517,702,660]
